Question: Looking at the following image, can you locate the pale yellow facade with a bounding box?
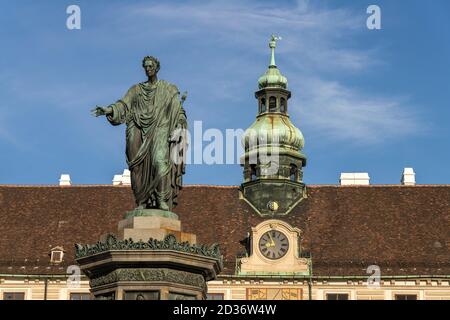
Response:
[0,277,90,300]
[208,278,450,300]
[1,276,449,300]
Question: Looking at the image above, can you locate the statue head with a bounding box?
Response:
[142,56,160,78]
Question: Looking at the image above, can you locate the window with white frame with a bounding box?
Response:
[50,246,64,264]
[70,293,91,300]
[395,294,417,300]
[326,293,349,300]
[206,293,225,300]
[3,292,25,300]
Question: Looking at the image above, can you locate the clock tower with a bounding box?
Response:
[237,220,310,277]
[241,35,307,216]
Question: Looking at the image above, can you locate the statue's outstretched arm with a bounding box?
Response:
[90,105,113,117]
[106,102,128,126]
[91,86,134,124]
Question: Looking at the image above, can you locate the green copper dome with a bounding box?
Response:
[258,35,288,89]
[242,35,306,166]
[258,66,288,89]
[243,114,305,152]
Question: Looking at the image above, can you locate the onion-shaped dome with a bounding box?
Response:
[242,114,305,152]
[258,66,288,89]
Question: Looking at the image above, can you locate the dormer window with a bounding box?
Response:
[50,247,64,264]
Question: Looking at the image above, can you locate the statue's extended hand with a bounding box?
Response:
[91,106,108,117]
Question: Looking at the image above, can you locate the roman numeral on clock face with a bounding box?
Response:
[258,230,289,260]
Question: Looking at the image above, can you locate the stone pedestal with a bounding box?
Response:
[75,209,222,300]
[116,209,196,244]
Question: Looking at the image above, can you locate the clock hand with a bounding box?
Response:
[268,233,276,246]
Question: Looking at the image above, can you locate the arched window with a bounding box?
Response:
[280,98,286,113]
[250,165,257,181]
[260,98,266,113]
[290,164,297,181]
[269,96,276,112]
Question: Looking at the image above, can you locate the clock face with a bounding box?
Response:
[258,230,289,260]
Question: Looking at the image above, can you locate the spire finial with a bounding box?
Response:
[258,35,288,89]
[269,35,282,67]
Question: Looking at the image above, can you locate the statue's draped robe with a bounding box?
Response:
[107,80,187,210]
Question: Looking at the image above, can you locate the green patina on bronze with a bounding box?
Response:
[124,208,179,220]
[85,56,223,301]
[89,268,206,290]
[257,35,288,89]
[91,56,187,214]
[241,35,307,216]
[74,234,222,260]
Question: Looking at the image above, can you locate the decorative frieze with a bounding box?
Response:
[75,234,221,260]
[90,268,206,291]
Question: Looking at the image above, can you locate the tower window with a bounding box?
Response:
[290,164,297,181]
[280,98,286,113]
[269,96,276,112]
[260,98,266,113]
[250,165,257,181]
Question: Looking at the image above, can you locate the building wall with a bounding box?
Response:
[207,279,450,300]
[1,277,449,300]
[0,278,91,300]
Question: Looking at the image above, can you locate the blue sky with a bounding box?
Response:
[0,0,449,186]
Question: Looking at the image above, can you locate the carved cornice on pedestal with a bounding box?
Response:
[75,234,221,260]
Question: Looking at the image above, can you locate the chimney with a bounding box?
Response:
[340,173,370,186]
[59,174,71,186]
[112,175,122,186]
[401,168,416,186]
[121,169,131,185]
[112,169,131,186]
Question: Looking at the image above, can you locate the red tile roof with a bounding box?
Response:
[0,185,448,277]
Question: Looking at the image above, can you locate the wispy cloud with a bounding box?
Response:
[119,0,422,143]
[0,0,424,148]
[0,112,21,148]
[0,71,124,111]
[291,78,421,144]
[126,0,369,72]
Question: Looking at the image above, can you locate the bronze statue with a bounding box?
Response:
[91,56,187,211]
